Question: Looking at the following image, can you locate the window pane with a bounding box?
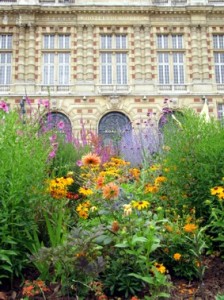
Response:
[0,34,12,49]
[214,53,224,83]
[116,35,127,49]
[172,35,183,49]
[157,35,168,49]
[158,53,169,84]
[0,53,11,84]
[116,53,127,84]
[58,35,70,49]
[58,53,70,84]
[43,35,55,49]
[101,35,112,49]
[43,53,55,84]
[213,35,224,49]
[101,53,112,84]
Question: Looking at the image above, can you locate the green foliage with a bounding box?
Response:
[161,109,224,220]
[0,109,51,280]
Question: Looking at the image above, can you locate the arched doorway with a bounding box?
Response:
[98,112,131,147]
[40,112,72,140]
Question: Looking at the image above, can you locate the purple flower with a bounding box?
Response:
[48,150,56,159]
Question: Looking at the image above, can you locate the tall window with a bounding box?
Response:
[42,34,70,86]
[0,34,12,85]
[100,34,128,85]
[213,35,224,84]
[217,103,224,126]
[157,34,185,85]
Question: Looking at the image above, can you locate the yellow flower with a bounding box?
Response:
[155,176,167,185]
[131,200,150,210]
[150,164,161,171]
[154,262,166,274]
[183,223,197,233]
[78,187,93,196]
[145,184,158,194]
[78,210,89,219]
[211,186,224,200]
[173,253,181,261]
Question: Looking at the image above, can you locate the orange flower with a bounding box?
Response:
[155,175,167,185]
[173,253,182,261]
[183,223,197,233]
[102,182,119,200]
[96,176,105,189]
[82,153,101,166]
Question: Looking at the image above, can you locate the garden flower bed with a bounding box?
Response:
[0,100,224,299]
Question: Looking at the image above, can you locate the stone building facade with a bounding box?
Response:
[1,0,224,137]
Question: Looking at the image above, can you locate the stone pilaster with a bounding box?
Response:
[191,25,200,81]
[86,25,94,81]
[26,25,36,82]
[201,26,209,81]
[76,25,84,81]
[133,25,142,80]
[17,25,26,81]
[144,25,152,81]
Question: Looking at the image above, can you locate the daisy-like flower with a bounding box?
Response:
[183,223,197,233]
[173,253,182,261]
[78,210,89,219]
[211,186,224,200]
[131,200,150,210]
[81,153,101,166]
[154,262,166,274]
[102,182,119,200]
[78,187,93,196]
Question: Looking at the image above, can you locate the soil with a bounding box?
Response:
[0,256,223,300]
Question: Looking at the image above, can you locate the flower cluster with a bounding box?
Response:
[76,200,92,219]
[47,176,74,199]
[22,280,49,297]
[0,100,9,113]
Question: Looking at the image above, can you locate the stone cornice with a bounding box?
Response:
[1,4,224,16]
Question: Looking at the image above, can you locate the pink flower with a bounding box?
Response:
[0,100,9,113]
[57,121,65,130]
[49,134,57,143]
[48,150,56,159]
[38,99,49,108]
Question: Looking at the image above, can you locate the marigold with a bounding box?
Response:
[102,182,119,200]
[81,153,101,166]
[132,200,150,210]
[183,223,197,233]
[173,253,182,261]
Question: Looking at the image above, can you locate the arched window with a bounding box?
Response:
[40,112,72,140]
[98,112,131,146]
